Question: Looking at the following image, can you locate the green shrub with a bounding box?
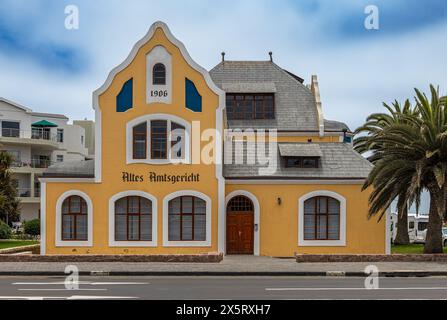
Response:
[0,221,12,239]
[24,219,40,236]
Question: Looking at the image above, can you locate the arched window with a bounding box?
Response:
[304,196,340,240]
[227,196,254,212]
[62,196,88,241]
[115,196,153,241]
[168,196,206,241]
[153,63,166,85]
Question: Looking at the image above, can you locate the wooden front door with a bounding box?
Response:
[227,196,255,255]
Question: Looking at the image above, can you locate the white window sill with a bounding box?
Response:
[298,240,346,247]
[109,241,157,248]
[55,241,93,248]
[163,240,211,247]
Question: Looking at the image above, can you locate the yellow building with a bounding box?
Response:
[40,21,389,257]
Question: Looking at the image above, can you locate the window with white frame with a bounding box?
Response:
[61,195,88,241]
[57,129,64,143]
[168,196,206,241]
[298,191,346,247]
[115,196,153,241]
[128,115,190,164]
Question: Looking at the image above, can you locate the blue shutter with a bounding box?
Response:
[185,78,202,112]
[117,78,133,113]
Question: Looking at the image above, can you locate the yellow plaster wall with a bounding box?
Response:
[226,184,386,257]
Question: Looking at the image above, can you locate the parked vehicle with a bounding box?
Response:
[390,213,429,244]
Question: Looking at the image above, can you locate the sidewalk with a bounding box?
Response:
[0,256,447,277]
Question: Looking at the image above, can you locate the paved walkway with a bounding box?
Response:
[1,256,447,276]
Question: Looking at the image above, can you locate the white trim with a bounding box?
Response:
[40,182,46,255]
[146,45,172,104]
[298,190,347,247]
[226,180,365,185]
[163,190,212,247]
[94,107,102,182]
[126,114,191,165]
[108,191,158,247]
[55,191,93,247]
[225,191,261,256]
[386,206,391,255]
[39,178,96,183]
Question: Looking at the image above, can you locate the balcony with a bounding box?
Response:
[0,128,59,149]
[17,187,40,203]
[11,159,54,175]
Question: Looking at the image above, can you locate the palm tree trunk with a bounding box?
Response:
[394,204,410,245]
[425,186,444,254]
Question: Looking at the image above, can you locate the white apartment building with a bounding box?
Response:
[0,97,93,221]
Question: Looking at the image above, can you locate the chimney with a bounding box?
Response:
[221,52,226,63]
[269,51,273,62]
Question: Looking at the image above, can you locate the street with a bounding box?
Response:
[0,276,446,300]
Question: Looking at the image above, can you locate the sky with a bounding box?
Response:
[0,0,446,212]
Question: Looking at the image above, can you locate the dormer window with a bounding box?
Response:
[226,93,275,120]
[285,157,319,168]
[153,63,166,85]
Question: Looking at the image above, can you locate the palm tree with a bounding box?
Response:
[355,100,419,245]
[358,85,447,254]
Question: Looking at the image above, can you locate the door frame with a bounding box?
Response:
[225,191,260,256]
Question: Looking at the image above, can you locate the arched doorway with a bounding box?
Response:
[226,196,254,255]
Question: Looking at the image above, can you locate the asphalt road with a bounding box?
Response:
[0,276,447,300]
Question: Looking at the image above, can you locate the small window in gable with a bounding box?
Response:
[153,63,166,85]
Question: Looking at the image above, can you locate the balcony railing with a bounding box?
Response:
[17,187,40,198]
[1,128,58,142]
[12,159,54,169]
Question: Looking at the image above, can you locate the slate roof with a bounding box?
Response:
[278,143,323,158]
[210,61,320,131]
[224,142,373,180]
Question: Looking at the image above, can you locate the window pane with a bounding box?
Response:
[182,215,193,241]
[171,122,185,160]
[304,199,315,215]
[169,198,181,215]
[133,123,147,159]
[153,63,166,85]
[115,198,127,214]
[169,214,181,241]
[62,215,74,240]
[194,214,206,241]
[62,201,69,214]
[128,215,139,241]
[141,214,152,241]
[182,197,193,214]
[70,197,81,213]
[317,215,328,240]
[328,215,340,240]
[141,198,152,214]
[318,197,327,214]
[128,197,139,214]
[194,198,206,215]
[115,214,127,241]
[151,120,167,159]
[328,198,340,214]
[304,215,315,240]
[76,215,88,241]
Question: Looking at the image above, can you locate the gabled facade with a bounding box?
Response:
[41,22,389,256]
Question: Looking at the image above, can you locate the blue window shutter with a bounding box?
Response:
[117,78,133,112]
[185,78,202,112]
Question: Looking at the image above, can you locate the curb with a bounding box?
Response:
[0,271,446,277]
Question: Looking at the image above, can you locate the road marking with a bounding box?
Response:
[18,289,107,292]
[266,287,447,291]
[13,282,149,286]
[0,296,138,300]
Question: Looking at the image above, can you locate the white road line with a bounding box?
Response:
[0,296,138,300]
[266,287,447,291]
[18,288,107,292]
[13,282,149,286]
